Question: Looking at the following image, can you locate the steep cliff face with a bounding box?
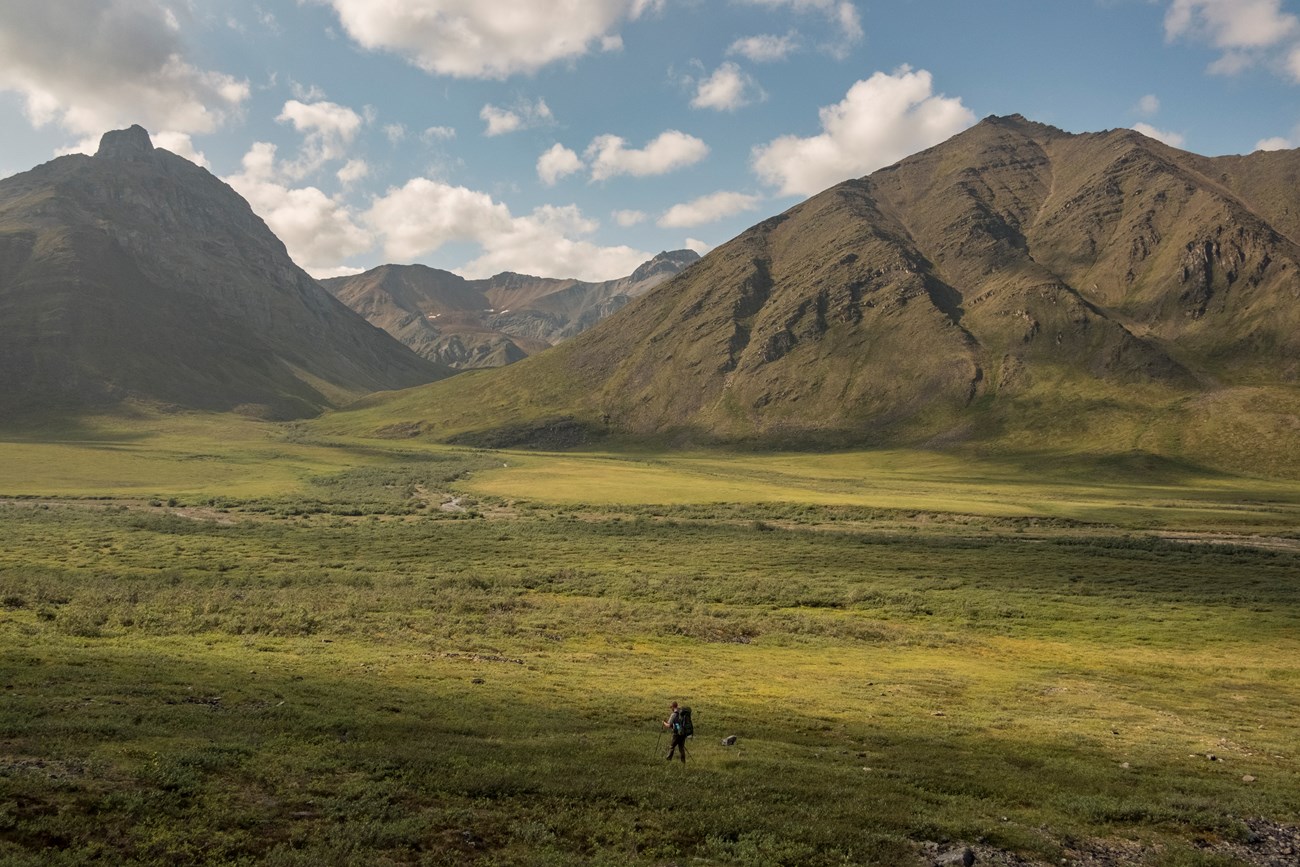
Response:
[322,250,700,368]
[0,126,446,418]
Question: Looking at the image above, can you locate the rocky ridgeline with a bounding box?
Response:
[322,249,700,369]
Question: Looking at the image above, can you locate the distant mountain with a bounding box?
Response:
[340,115,1300,472]
[321,250,699,368]
[0,126,446,419]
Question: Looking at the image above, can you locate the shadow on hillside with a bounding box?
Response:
[982,448,1234,485]
[0,412,155,443]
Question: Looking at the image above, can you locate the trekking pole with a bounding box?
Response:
[654,727,664,759]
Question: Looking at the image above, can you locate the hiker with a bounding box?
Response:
[663,701,687,763]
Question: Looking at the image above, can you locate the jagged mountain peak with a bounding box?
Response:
[324,250,700,370]
[95,124,155,160]
[630,249,700,283]
[975,112,1060,133]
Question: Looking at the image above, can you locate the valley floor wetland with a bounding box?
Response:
[1,411,1298,866]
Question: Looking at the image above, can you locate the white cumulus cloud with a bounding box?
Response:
[384,123,407,144]
[276,99,364,179]
[613,209,648,226]
[1254,121,1300,150]
[1165,0,1297,48]
[1255,135,1293,150]
[422,125,457,142]
[153,131,208,167]
[224,142,374,278]
[736,0,862,55]
[317,0,653,79]
[728,32,800,62]
[837,2,863,37]
[586,130,710,181]
[659,191,762,228]
[0,1,247,148]
[290,81,327,102]
[1131,122,1187,148]
[365,179,508,260]
[752,66,975,197]
[1165,0,1300,79]
[690,62,762,111]
[537,144,585,186]
[481,105,524,137]
[462,205,651,279]
[337,158,370,186]
[364,177,650,280]
[684,237,714,255]
[1135,94,1161,116]
[481,98,553,136]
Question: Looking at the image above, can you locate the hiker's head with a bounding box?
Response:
[670,701,678,709]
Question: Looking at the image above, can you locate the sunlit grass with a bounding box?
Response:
[0,408,461,499]
[1,498,1296,865]
[6,406,1299,534]
[464,448,1300,532]
[2,412,1298,863]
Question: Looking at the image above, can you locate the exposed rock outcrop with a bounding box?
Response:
[322,250,700,369]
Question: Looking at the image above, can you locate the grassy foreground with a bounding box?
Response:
[1,412,1298,866]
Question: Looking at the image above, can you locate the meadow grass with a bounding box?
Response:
[462,448,1300,533]
[0,411,388,499]
[1,416,1298,865]
[6,405,1299,531]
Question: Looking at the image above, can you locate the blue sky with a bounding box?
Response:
[2,0,1300,280]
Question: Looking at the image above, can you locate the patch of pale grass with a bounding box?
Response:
[0,410,465,498]
[464,449,1300,531]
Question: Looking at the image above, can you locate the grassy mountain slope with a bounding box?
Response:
[320,116,1300,474]
[0,126,446,420]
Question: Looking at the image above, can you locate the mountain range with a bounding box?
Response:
[0,126,444,419]
[2,117,1297,475]
[343,115,1300,472]
[321,249,698,368]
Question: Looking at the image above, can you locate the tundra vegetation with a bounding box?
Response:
[1,410,1298,866]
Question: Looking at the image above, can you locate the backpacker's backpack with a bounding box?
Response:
[677,706,694,737]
